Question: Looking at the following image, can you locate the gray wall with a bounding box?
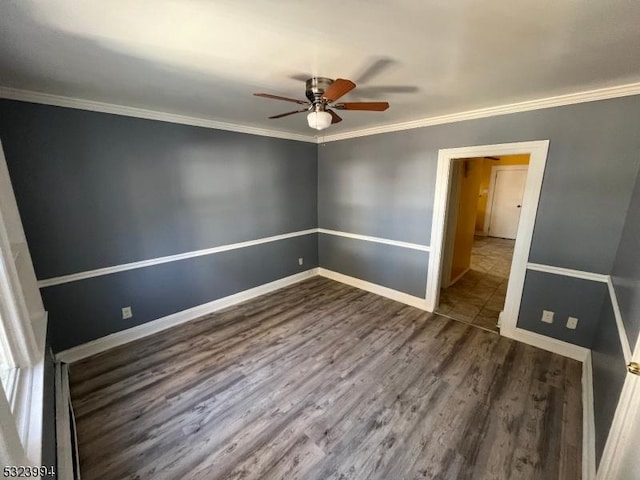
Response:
[2,96,639,352]
[318,233,428,298]
[0,100,318,352]
[517,271,608,347]
[43,235,317,351]
[318,95,640,346]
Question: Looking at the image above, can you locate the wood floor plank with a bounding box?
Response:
[69,277,582,480]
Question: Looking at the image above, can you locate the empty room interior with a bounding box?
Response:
[1,2,640,479]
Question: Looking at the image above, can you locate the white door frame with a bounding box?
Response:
[484,165,530,237]
[441,161,462,288]
[425,140,549,338]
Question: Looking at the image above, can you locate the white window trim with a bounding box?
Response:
[0,139,47,470]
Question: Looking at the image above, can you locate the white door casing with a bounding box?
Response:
[425,140,549,341]
[486,166,528,239]
[440,161,462,287]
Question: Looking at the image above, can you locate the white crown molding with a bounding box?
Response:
[3,83,640,145]
[317,228,430,252]
[37,228,317,288]
[0,86,317,144]
[317,82,640,143]
[526,262,609,283]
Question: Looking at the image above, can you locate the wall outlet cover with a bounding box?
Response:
[298,257,303,265]
[122,306,133,319]
[541,310,554,324]
[567,316,578,329]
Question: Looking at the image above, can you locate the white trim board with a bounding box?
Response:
[317,82,640,143]
[39,228,428,288]
[53,263,597,365]
[425,141,550,342]
[0,87,317,144]
[447,267,470,288]
[55,268,318,364]
[526,263,609,283]
[38,228,317,288]
[317,268,429,311]
[55,363,74,480]
[3,83,640,146]
[583,351,596,480]
[606,277,633,364]
[503,327,590,363]
[317,228,429,252]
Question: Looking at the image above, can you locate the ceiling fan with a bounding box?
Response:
[254,77,389,131]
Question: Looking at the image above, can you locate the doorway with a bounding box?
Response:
[436,155,529,331]
[425,141,549,339]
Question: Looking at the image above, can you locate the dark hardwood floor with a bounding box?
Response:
[69,277,582,480]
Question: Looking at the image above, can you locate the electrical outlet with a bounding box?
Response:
[567,317,578,329]
[541,310,554,324]
[122,306,133,319]
[298,257,303,266]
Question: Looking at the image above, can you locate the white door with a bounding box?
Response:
[487,167,528,239]
[598,343,640,479]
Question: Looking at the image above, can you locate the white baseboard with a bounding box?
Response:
[55,363,74,480]
[55,268,319,363]
[583,351,596,480]
[447,267,470,287]
[501,326,590,362]
[317,268,429,311]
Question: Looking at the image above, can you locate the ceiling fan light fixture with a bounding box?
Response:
[255,77,389,129]
[307,110,332,130]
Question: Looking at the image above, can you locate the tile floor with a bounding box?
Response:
[436,236,515,333]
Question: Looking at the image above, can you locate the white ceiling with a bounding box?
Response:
[1,0,640,137]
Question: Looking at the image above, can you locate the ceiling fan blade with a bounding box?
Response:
[254,93,308,105]
[268,109,308,119]
[334,102,390,111]
[322,78,356,102]
[327,109,342,124]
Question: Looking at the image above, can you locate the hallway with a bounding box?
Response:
[436,236,515,332]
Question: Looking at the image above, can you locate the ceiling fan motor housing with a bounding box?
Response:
[305,77,334,108]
